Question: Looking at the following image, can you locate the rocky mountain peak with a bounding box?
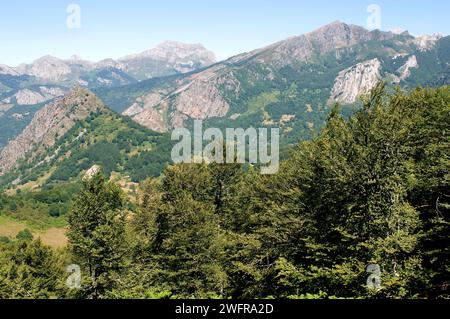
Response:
[266,21,394,66]
[122,41,216,63]
[17,55,72,82]
[306,21,394,53]
[116,41,217,80]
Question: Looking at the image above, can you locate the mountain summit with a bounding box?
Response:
[118,41,216,80]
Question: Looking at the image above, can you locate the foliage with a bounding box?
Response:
[0,239,65,299]
[66,173,127,299]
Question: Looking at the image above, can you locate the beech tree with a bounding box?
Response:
[67,173,127,299]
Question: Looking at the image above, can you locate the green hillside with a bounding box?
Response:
[0,109,174,191]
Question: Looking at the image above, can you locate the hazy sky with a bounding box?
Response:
[1,0,449,66]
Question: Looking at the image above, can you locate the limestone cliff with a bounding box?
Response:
[328,59,382,105]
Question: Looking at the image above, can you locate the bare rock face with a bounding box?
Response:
[0,104,13,112]
[14,90,44,105]
[123,93,164,117]
[94,58,126,70]
[0,87,105,176]
[83,165,102,181]
[170,111,189,128]
[128,75,232,132]
[123,92,168,132]
[122,64,233,132]
[328,58,382,105]
[173,79,230,120]
[132,107,167,133]
[414,34,442,51]
[397,55,419,81]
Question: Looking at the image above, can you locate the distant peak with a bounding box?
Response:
[305,21,369,40]
[34,55,61,62]
[156,40,205,48]
[119,41,216,63]
[325,20,345,27]
[390,27,407,35]
[312,21,348,31]
[69,55,84,61]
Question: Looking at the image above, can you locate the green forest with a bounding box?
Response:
[0,84,448,299]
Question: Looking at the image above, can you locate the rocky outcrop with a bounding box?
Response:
[14,90,44,105]
[83,165,102,181]
[132,107,167,133]
[0,88,105,176]
[397,55,419,81]
[122,92,169,132]
[122,68,233,132]
[0,104,14,112]
[123,93,164,117]
[94,58,125,70]
[414,34,442,51]
[173,79,230,120]
[328,58,382,105]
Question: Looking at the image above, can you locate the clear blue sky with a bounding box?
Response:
[1,0,449,66]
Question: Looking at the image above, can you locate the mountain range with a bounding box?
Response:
[0,21,449,190]
[0,41,215,147]
[103,22,448,134]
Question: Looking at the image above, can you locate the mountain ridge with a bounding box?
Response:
[106,21,447,135]
[1,41,217,83]
[0,87,105,176]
